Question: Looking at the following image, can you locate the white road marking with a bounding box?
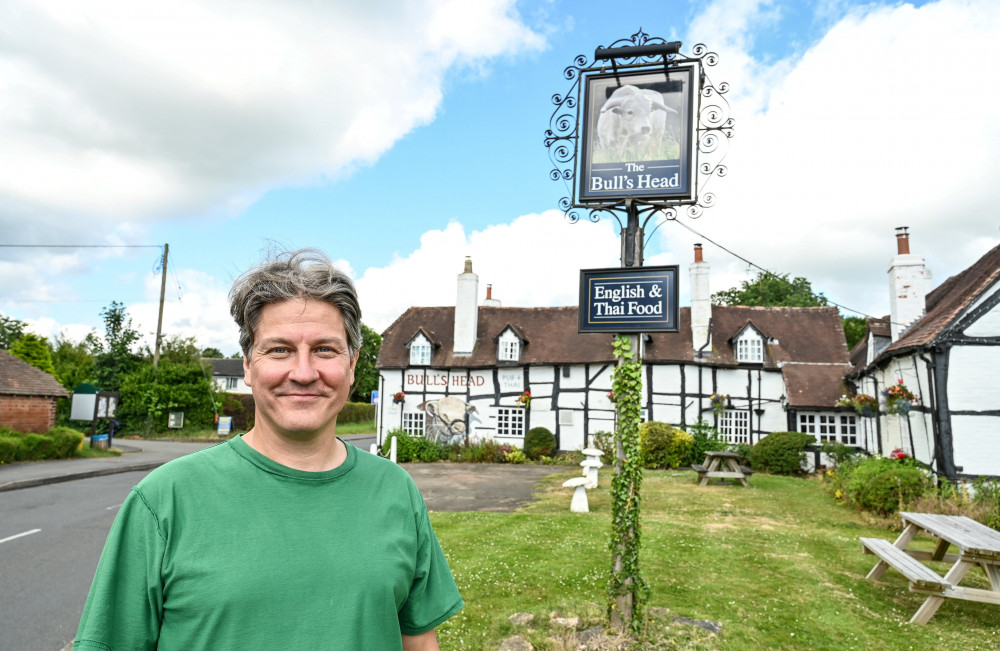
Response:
[106,503,123,511]
[0,528,41,544]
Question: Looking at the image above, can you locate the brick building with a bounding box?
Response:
[0,349,68,433]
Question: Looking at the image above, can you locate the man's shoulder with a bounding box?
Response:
[136,440,237,490]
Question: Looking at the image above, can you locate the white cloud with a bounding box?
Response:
[668,0,1000,317]
[357,210,620,332]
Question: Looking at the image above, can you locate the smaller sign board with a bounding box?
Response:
[371,390,380,405]
[579,266,679,333]
[217,416,233,437]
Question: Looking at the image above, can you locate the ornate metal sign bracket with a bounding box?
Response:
[544,29,734,236]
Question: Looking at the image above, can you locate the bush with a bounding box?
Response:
[389,430,443,463]
[0,436,18,464]
[47,427,85,457]
[748,431,816,475]
[17,433,55,461]
[640,421,693,470]
[972,478,1000,529]
[591,431,615,465]
[843,456,932,515]
[524,427,556,460]
[338,402,375,424]
[0,427,85,462]
[682,419,729,467]
[820,440,862,469]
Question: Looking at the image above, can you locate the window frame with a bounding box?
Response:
[720,409,750,444]
[797,412,858,445]
[495,406,526,438]
[401,412,425,436]
[735,335,763,364]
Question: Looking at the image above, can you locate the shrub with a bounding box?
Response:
[682,419,729,467]
[524,427,556,460]
[843,456,932,515]
[462,440,508,463]
[972,478,1000,529]
[338,402,375,424]
[0,436,18,464]
[47,427,85,457]
[748,431,816,475]
[389,430,442,463]
[591,431,615,465]
[17,433,55,461]
[639,421,693,470]
[820,440,862,469]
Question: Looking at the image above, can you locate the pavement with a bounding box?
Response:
[0,435,572,511]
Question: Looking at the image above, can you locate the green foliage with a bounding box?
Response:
[712,271,827,307]
[638,421,693,469]
[841,456,932,515]
[9,332,59,377]
[390,430,443,463]
[201,347,225,358]
[842,316,867,350]
[682,419,729,467]
[821,440,862,469]
[748,431,816,475]
[0,427,84,462]
[971,478,1000,530]
[351,324,382,403]
[338,401,375,425]
[591,431,615,465]
[608,335,647,634]
[524,427,556,460]
[92,301,142,392]
[0,312,26,350]
[50,333,99,389]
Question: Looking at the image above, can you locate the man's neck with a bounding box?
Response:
[242,427,347,472]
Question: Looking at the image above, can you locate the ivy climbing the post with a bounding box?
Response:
[608,334,648,634]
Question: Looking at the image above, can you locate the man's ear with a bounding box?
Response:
[243,352,253,388]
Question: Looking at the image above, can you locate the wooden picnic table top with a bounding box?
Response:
[900,512,1000,559]
[703,450,741,459]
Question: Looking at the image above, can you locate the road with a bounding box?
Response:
[0,471,149,651]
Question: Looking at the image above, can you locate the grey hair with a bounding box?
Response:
[229,249,362,358]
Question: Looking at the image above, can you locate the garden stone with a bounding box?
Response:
[508,612,534,626]
[550,616,579,629]
[562,476,590,512]
[673,616,722,635]
[499,635,534,650]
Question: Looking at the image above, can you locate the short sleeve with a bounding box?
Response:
[74,488,165,650]
[397,490,463,635]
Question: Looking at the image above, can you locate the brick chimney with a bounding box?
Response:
[690,244,711,352]
[454,257,479,355]
[888,227,930,342]
[483,284,501,307]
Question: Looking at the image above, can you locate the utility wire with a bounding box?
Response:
[0,244,161,248]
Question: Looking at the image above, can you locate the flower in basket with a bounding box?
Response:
[889,448,908,460]
[606,390,616,403]
[709,393,728,417]
[516,390,531,407]
[882,379,918,415]
[392,391,405,404]
[853,394,879,417]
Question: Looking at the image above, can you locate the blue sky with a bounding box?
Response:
[2,0,997,356]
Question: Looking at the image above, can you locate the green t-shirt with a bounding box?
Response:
[74,436,463,650]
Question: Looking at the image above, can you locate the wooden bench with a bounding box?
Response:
[691,464,708,481]
[739,465,754,476]
[860,537,948,590]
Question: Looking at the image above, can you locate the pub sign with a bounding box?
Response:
[579,266,679,333]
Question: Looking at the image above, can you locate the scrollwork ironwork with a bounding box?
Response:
[545,30,734,226]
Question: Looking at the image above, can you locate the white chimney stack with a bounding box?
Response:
[690,244,711,353]
[454,257,479,355]
[888,227,929,342]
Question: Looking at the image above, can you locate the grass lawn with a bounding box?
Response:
[431,469,1000,650]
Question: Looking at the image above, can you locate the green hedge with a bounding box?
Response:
[523,427,556,460]
[0,427,85,463]
[748,431,816,475]
[842,456,932,515]
[338,402,375,424]
[640,421,693,469]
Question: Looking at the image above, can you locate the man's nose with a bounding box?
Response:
[288,352,320,383]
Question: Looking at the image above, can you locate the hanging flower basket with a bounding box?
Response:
[838,393,879,417]
[516,390,531,408]
[883,380,917,415]
[392,391,405,405]
[710,393,728,418]
[606,390,617,403]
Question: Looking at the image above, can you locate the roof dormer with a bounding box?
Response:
[494,325,527,364]
[732,322,765,364]
[406,329,438,366]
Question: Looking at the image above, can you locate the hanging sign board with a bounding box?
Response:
[578,64,697,203]
[578,266,679,333]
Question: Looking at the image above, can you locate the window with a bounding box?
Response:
[225,377,240,390]
[721,409,750,444]
[797,412,857,445]
[409,342,431,366]
[499,339,520,361]
[495,407,526,437]
[402,412,425,436]
[736,336,763,363]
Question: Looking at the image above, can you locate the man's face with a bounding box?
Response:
[243,298,357,441]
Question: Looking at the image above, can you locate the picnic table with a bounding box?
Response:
[861,511,1000,624]
[692,450,751,487]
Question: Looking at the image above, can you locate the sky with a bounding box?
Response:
[1,0,998,357]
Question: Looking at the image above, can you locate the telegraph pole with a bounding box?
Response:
[153,243,168,370]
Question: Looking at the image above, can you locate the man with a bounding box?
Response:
[74,249,463,650]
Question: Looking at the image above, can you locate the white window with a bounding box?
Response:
[497,330,521,362]
[495,407,526,437]
[797,412,857,445]
[409,335,431,366]
[402,412,425,436]
[721,409,750,444]
[736,336,763,363]
[225,377,240,390]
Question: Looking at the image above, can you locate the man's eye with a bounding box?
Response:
[270,347,289,354]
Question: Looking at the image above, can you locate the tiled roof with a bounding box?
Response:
[876,241,1000,360]
[782,364,852,408]
[0,350,68,398]
[378,305,850,370]
[848,317,890,368]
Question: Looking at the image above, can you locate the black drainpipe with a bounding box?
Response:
[930,346,957,479]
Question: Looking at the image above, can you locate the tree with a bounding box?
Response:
[842,316,867,350]
[201,347,225,359]
[50,333,100,389]
[92,302,142,392]
[712,271,827,307]
[9,333,58,377]
[351,324,382,403]
[0,313,26,350]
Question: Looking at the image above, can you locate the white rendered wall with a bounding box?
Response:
[950,415,1000,476]
[690,260,711,351]
[962,291,1000,337]
[888,253,927,341]
[454,268,478,354]
[948,346,1000,411]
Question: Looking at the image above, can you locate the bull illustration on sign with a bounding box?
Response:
[597,85,677,162]
[419,396,477,445]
